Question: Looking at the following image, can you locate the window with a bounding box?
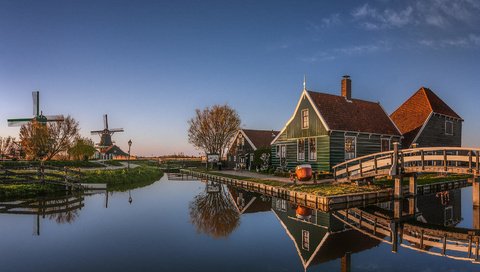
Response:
[345,136,356,160]
[302,230,310,251]
[308,138,317,161]
[381,138,390,152]
[301,109,309,129]
[280,145,286,158]
[297,139,305,161]
[276,145,286,158]
[445,121,453,135]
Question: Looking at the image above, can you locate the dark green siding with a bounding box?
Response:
[416,114,462,147]
[286,95,328,138]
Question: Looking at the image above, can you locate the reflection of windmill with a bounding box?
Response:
[7,91,64,126]
[90,114,124,148]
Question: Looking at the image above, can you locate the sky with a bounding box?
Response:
[1,0,479,156]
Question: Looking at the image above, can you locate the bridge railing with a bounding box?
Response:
[333,147,480,182]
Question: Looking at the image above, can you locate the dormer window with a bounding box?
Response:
[445,121,453,135]
[301,109,309,129]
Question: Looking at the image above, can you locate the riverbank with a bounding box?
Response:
[0,164,164,199]
[81,166,164,191]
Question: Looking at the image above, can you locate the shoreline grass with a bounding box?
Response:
[81,166,164,191]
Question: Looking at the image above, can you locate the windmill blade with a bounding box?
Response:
[104,114,108,130]
[90,130,104,134]
[110,128,124,132]
[8,118,32,127]
[45,115,65,122]
[32,91,40,116]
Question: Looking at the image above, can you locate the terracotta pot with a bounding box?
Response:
[295,164,312,181]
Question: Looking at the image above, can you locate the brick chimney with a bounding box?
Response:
[341,75,351,100]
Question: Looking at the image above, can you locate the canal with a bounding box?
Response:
[0,175,479,272]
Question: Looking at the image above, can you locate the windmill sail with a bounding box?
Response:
[7,118,32,127]
[45,115,65,122]
[32,91,39,116]
[104,114,109,130]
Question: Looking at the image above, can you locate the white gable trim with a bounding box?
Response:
[240,130,257,150]
[410,112,433,147]
[271,89,330,145]
[226,130,242,152]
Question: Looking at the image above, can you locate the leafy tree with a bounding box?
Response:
[68,137,96,161]
[19,116,80,161]
[188,104,241,158]
[0,136,15,160]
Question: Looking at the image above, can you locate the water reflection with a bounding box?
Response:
[189,180,240,238]
[0,194,85,235]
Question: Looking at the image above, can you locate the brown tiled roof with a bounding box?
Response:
[242,129,279,149]
[390,87,462,147]
[101,145,129,156]
[307,91,401,136]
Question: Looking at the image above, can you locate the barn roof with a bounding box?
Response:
[390,87,462,147]
[307,91,401,136]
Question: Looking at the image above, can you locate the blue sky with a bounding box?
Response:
[1,0,479,156]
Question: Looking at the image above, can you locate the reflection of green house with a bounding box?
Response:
[272,197,380,270]
[227,186,271,214]
[271,76,401,172]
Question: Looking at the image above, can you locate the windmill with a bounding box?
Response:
[7,91,64,126]
[91,114,124,148]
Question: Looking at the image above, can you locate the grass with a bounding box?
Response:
[0,160,105,169]
[0,183,65,199]
[81,166,164,191]
[191,169,386,196]
[374,173,471,186]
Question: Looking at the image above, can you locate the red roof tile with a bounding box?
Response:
[307,91,401,136]
[242,129,279,149]
[390,87,462,147]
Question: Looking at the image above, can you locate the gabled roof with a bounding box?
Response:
[307,91,401,136]
[242,129,279,150]
[390,87,462,147]
[101,145,129,156]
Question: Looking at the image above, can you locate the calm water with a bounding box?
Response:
[1,176,479,272]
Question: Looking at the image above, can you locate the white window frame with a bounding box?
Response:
[297,139,305,161]
[280,145,287,159]
[308,138,317,161]
[381,138,391,152]
[276,145,280,158]
[345,136,357,160]
[302,230,310,251]
[445,120,453,136]
[301,109,309,129]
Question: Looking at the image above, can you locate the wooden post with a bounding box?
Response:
[374,155,378,174]
[341,252,351,272]
[420,230,424,249]
[468,236,473,258]
[444,150,448,172]
[359,159,363,177]
[409,175,417,196]
[394,175,403,199]
[421,150,425,171]
[469,151,473,173]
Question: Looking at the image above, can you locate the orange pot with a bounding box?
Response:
[295,164,312,181]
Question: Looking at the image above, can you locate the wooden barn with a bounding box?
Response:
[271,76,401,172]
[226,129,279,170]
[390,87,463,148]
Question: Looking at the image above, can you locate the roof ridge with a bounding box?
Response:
[420,87,434,113]
[307,90,380,105]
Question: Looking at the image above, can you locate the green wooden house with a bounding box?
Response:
[271,76,402,172]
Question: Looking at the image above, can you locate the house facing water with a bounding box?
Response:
[390,87,463,148]
[227,129,279,170]
[271,76,402,172]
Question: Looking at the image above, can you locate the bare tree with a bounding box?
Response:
[189,183,240,238]
[188,104,240,158]
[46,116,79,160]
[19,121,51,160]
[0,136,15,160]
[19,116,80,161]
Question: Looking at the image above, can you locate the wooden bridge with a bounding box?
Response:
[333,146,480,182]
[333,203,480,264]
[333,145,480,199]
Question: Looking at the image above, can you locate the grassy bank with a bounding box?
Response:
[81,166,164,191]
[0,160,105,169]
[374,173,471,186]
[191,169,386,196]
[0,183,65,199]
